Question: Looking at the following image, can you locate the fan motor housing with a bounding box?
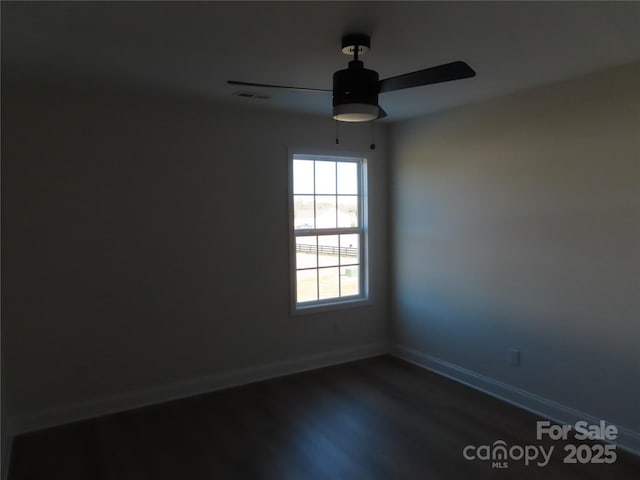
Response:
[332,60,379,108]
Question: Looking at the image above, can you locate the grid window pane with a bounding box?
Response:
[294,195,315,229]
[318,267,340,300]
[296,236,317,269]
[340,266,360,296]
[297,269,318,302]
[337,162,358,194]
[318,235,339,267]
[338,195,358,228]
[315,196,337,229]
[315,161,336,194]
[293,160,314,194]
[340,234,359,265]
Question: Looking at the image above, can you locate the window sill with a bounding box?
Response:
[292,297,370,316]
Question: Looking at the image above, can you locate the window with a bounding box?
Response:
[290,153,367,311]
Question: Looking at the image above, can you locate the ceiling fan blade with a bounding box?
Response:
[377,106,387,120]
[227,80,331,93]
[378,61,476,93]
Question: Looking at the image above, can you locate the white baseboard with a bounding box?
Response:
[8,342,389,437]
[2,434,11,480]
[392,345,640,457]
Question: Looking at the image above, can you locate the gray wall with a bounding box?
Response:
[391,63,640,433]
[1,85,389,420]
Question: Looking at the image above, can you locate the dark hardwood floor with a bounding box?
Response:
[9,355,640,479]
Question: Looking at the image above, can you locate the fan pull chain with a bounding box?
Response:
[370,120,376,150]
[335,120,340,144]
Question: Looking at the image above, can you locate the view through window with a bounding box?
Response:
[291,154,367,308]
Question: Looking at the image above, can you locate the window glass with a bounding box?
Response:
[291,155,366,309]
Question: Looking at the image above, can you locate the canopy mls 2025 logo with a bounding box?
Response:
[463,420,618,469]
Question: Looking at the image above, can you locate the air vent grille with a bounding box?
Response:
[233,92,270,100]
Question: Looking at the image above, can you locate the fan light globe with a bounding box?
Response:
[333,103,378,122]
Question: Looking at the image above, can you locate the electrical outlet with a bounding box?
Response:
[509,349,521,367]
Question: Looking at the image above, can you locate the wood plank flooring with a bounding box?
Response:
[9,355,640,479]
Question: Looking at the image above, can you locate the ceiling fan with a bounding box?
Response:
[228,34,476,122]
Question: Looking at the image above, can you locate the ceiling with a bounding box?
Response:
[3,1,640,122]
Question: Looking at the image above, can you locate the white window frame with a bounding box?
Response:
[289,151,369,313]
